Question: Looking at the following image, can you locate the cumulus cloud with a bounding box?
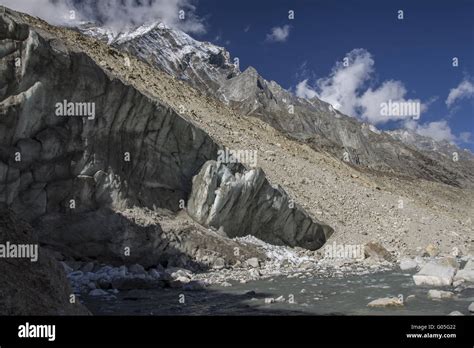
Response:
[0,0,73,24]
[266,25,291,42]
[404,120,456,142]
[295,79,318,99]
[0,0,206,33]
[446,79,474,107]
[295,48,426,125]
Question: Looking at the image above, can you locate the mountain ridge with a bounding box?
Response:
[77,20,474,188]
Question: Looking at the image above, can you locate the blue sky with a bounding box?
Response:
[192,0,474,150]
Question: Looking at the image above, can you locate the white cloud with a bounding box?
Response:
[446,79,474,107]
[314,48,373,115]
[295,48,426,125]
[404,120,456,143]
[0,0,206,34]
[266,25,291,42]
[0,0,73,25]
[296,79,317,99]
[459,131,472,143]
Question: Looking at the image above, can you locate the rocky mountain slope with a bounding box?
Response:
[79,21,239,95]
[68,16,473,256]
[83,21,474,189]
[0,3,332,279]
[2,4,474,280]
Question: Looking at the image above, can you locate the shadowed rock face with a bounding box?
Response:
[0,208,89,315]
[188,161,334,250]
[0,9,218,222]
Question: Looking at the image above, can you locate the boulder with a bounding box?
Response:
[212,257,226,270]
[80,262,95,273]
[167,268,193,279]
[129,264,146,275]
[246,257,260,268]
[183,280,207,291]
[400,258,418,271]
[367,297,404,308]
[170,276,191,288]
[413,259,457,287]
[364,242,393,262]
[423,244,439,257]
[427,290,454,300]
[88,289,108,297]
[187,160,333,250]
[453,260,474,283]
[468,303,474,313]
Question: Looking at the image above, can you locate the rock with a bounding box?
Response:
[367,297,404,308]
[88,289,108,297]
[440,256,459,269]
[148,269,165,280]
[423,244,439,257]
[183,280,206,291]
[187,160,334,250]
[246,257,260,268]
[454,260,474,283]
[172,276,191,286]
[80,262,95,273]
[249,268,261,279]
[213,257,226,270]
[0,209,89,315]
[406,295,416,302]
[427,290,454,300]
[399,258,418,271]
[264,298,275,304]
[97,278,112,289]
[298,260,314,270]
[68,271,84,279]
[129,264,146,275]
[469,303,474,313]
[364,242,393,262]
[413,259,457,287]
[168,268,192,280]
[448,311,463,316]
[221,282,232,287]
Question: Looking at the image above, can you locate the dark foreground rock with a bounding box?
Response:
[0,208,89,315]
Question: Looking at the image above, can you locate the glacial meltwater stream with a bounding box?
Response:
[83,270,473,315]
